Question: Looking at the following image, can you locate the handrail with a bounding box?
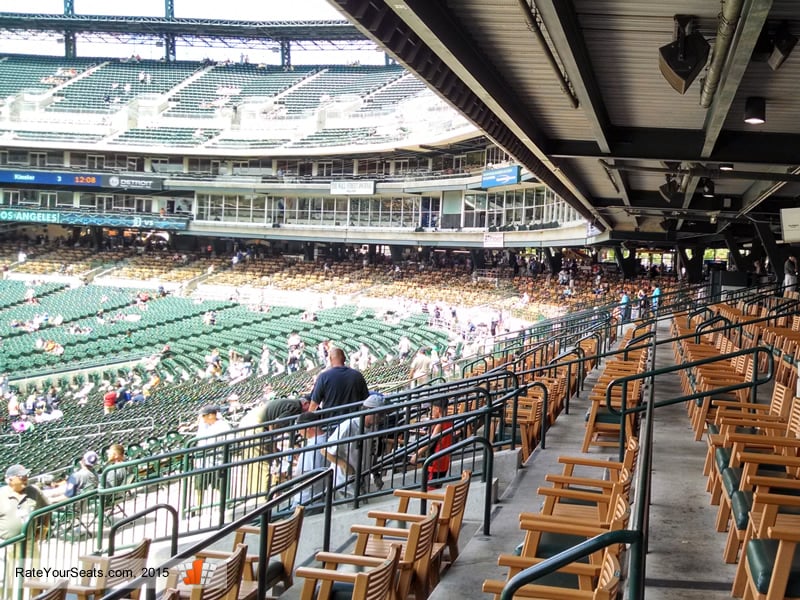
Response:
[266,467,334,552]
[499,529,641,600]
[99,470,334,600]
[521,380,550,448]
[695,314,730,343]
[605,345,774,461]
[546,346,584,413]
[623,330,654,360]
[420,435,493,536]
[108,504,179,556]
[686,305,715,327]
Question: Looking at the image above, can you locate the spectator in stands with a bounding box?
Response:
[321,394,385,498]
[293,411,328,507]
[784,255,798,292]
[651,284,662,311]
[103,444,128,488]
[193,405,232,509]
[350,343,373,371]
[309,347,370,415]
[408,347,432,387]
[317,340,331,367]
[64,451,100,498]
[410,398,453,488]
[258,344,272,376]
[1,464,49,590]
[103,386,117,414]
[397,336,412,361]
[6,391,20,422]
[115,382,131,409]
[619,289,631,323]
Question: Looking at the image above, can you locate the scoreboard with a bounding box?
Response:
[0,169,163,191]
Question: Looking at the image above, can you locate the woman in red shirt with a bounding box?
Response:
[411,399,453,488]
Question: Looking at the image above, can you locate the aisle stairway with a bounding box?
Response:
[420,318,738,600]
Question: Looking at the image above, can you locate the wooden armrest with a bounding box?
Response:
[518,517,609,537]
[749,475,800,490]
[497,554,600,577]
[768,526,800,543]
[753,492,800,508]
[235,524,262,535]
[393,488,445,502]
[366,510,427,523]
[313,552,388,568]
[712,400,771,410]
[350,524,410,538]
[296,567,359,584]
[728,433,800,447]
[195,549,259,562]
[557,456,623,470]
[544,474,616,490]
[78,555,111,568]
[737,452,800,467]
[536,487,613,503]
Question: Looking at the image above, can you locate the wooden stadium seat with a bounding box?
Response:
[25,538,151,600]
[296,543,401,600]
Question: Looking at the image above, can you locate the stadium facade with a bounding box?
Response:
[0,53,589,251]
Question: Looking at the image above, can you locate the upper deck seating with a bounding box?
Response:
[356,74,428,113]
[45,59,198,113]
[279,65,405,114]
[165,64,314,117]
[110,127,221,147]
[0,55,94,98]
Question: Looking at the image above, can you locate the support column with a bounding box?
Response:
[164,34,176,62]
[543,247,560,274]
[280,41,292,69]
[613,244,639,280]
[676,245,706,284]
[389,245,404,263]
[723,230,749,273]
[470,249,485,270]
[754,221,785,283]
[64,33,76,58]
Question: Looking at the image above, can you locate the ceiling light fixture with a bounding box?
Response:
[744,96,766,124]
[719,163,734,171]
[701,178,715,198]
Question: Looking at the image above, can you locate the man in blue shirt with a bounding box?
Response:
[309,348,369,416]
[619,289,631,322]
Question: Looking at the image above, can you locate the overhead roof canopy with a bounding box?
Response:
[330,0,800,249]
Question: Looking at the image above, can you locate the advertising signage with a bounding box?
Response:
[0,169,163,191]
[0,208,188,230]
[330,180,376,195]
[481,165,521,188]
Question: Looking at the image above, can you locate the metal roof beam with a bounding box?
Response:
[701,0,773,157]
[332,0,611,229]
[550,128,800,166]
[534,0,612,154]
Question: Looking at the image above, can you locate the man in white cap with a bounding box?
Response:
[1,463,49,592]
[321,393,385,498]
[193,405,232,510]
[0,464,48,542]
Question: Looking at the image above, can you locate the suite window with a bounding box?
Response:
[87,155,105,170]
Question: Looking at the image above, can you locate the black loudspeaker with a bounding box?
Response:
[659,16,710,94]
